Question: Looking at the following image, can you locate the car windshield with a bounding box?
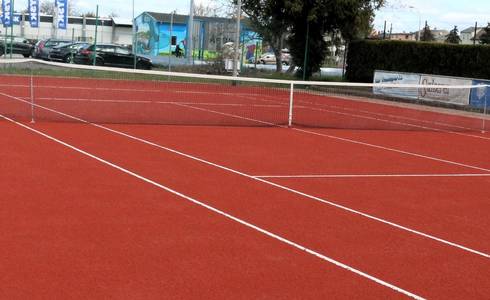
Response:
[45,40,71,47]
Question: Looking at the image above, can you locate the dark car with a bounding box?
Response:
[33,39,72,60]
[48,42,90,63]
[74,44,152,69]
[0,37,34,57]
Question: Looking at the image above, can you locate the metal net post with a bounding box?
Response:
[288,83,294,127]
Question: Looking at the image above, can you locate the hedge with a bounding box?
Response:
[345,40,490,82]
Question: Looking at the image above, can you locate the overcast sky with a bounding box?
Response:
[10,0,490,33]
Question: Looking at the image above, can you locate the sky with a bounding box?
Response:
[9,0,490,33]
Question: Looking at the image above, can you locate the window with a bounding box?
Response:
[115,47,131,55]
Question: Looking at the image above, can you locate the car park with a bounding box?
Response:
[0,37,34,57]
[74,44,152,70]
[48,42,90,63]
[33,39,72,60]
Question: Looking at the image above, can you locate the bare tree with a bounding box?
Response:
[194,0,234,17]
[40,1,55,15]
[40,0,79,16]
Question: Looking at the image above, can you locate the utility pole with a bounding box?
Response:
[232,0,241,77]
[383,20,387,40]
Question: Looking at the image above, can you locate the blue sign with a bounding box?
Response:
[29,0,39,28]
[470,80,490,109]
[2,0,12,27]
[55,0,68,29]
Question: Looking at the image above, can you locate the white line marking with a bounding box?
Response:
[254,173,490,179]
[292,127,490,174]
[2,92,490,259]
[0,114,426,300]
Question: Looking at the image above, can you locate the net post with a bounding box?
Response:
[483,85,488,134]
[288,82,294,127]
[30,67,35,124]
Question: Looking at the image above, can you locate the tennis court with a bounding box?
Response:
[1,60,489,299]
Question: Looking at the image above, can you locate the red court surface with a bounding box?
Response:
[1,71,490,299]
[1,120,489,300]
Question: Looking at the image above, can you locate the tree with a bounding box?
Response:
[240,0,291,72]
[241,0,383,77]
[479,23,490,44]
[420,22,435,42]
[194,0,234,17]
[81,12,96,18]
[40,0,78,16]
[40,1,55,15]
[286,0,385,79]
[445,26,461,44]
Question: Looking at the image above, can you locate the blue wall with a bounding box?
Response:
[158,23,187,55]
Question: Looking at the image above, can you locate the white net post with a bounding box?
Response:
[288,82,294,127]
[30,66,35,124]
[483,85,488,133]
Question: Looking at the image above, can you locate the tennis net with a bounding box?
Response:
[0,59,488,132]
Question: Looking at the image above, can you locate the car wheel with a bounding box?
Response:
[261,60,266,64]
[136,61,151,70]
[95,58,104,66]
[23,54,30,58]
[65,55,73,64]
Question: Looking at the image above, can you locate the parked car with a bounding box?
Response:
[33,39,72,60]
[74,44,152,70]
[48,42,90,63]
[259,49,291,65]
[0,37,34,57]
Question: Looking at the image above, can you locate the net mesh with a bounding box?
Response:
[0,59,488,132]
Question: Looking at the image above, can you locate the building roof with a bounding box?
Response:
[112,18,133,26]
[143,11,253,27]
[461,27,483,33]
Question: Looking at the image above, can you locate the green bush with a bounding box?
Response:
[345,40,490,82]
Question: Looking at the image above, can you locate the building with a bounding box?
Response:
[432,29,450,42]
[461,26,485,44]
[0,13,132,45]
[134,12,261,61]
[389,32,417,41]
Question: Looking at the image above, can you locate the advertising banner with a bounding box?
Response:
[418,75,472,106]
[55,0,68,29]
[470,80,490,109]
[373,70,421,99]
[29,0,39,28]
[2,0,12,27]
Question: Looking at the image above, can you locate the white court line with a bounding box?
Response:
[254,173,490,179]
[0,114,425,300]
[2,92,490,259]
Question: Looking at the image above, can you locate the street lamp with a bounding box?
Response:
[409,6,421,41]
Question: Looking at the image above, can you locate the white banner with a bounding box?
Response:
[373,71,421,99]
[418,76,472,106]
